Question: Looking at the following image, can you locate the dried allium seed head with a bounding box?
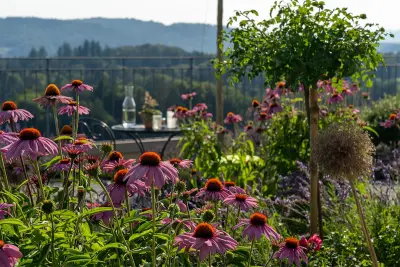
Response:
[313,122,375,180]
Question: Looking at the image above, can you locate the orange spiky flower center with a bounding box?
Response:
[224,181,236,187]
[235,194,248,202]
[108,151,123,161]
[74,140,85,145]
[277,81,285,88]
[389,114,397,120]
[72,80,83,86]
[252,100,260,108]
[250,212,267,226]
[44,84,61,96]
[260,112,268,118]
[332,93,339,97]
[68,101,77,106]
[142,208,151,212]
[2,101,17,111]
[19,128,41,140]
[227,112,234,117]
[191,169,197,175]
[285,237,300,249]
[193,222,215,238]
[348,104,354,109]
[205,178,223,192]
[169,158,182,165]
[60,125,73,135]
[139,152,161,166]
[114,169,128,184]
[0,240,4,248]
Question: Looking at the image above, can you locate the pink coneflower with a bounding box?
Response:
[347,104,360,115]
[244,124,253,132]
[341,88,353,96]
[169,158,193,169]
[0,131,18,146]
[61,80,93,93]
[196,178,232,201]
[177,200,187,212]
[60,125,73,136]
[0,203,13,220]
[53,158,76,172]
[223,194,258,211]
[251,100,260,108]
[193,103,208,112]
[92,203,119,225]
[175,222,238,261]
[101,151,124,166]
[380,113,397,128]
[33,84,72,107]
[64,147,83,160]
[224,112,242,124]
[1,128,57,160]
[86,155,99,164]
[362,92,369,99]
[0,240,22,266]
[327,93,344,104]
[0,101,34,124]
[224,181,245,194]
[257,112,271,121]
[106,169,147,205]
[233,212,280,241]
[102,158,136,173]
[29,174,47,189]
[181,92,196,100]
[161,218,196,230]
[200,112,213,120]
[124,151,178,189]
[268,103,283,114]
[351,83,359,92]
[174,107,189,119]
[58,101,90,116]
[84,162,100,177]
[273,237,308,267]
[64,138,93,153]
[299,234,322,252]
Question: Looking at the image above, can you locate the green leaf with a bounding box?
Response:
[0,218,26,228]
[129,229,152,242]
[154,233,171,242]
[78,207,113,219]
[41,156,61,169]
[363,126,379,137]
[97,243,128,253]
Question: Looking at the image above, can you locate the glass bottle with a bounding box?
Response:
[122,85,136,127]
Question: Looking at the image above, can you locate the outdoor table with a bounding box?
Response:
[111,124,182,158]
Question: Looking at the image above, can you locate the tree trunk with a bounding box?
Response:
[303,84,311,128]
[309,86,319,234]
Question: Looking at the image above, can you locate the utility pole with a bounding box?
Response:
[216,0,223,125]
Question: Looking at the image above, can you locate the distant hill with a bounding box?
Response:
[0,17,220,56]
[0,17,399,57]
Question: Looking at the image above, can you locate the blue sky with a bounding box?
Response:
[1,0,399,30]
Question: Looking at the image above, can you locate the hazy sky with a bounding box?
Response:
[1,0,400,30]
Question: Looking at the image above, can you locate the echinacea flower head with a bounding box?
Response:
[124,151,178,189]
[299,234,322,252]
[233,212,280,241]
[273,237,308,267]
[174,222,238,261]
[0,101,34,124]
[313,122,375,180]
[380,113,398,128]
[224,181,245,194]
[84,162,100,177]
[223,194,258,211]
[53,158,76,172]
[64,147,83,159]
[258,112,271,121]
[327,93,344,104]
[92,203,119,225]
[0,131,18,146]
[200,112,213,120]
[106,169,147,204]
[181,92,196,100]
[33,84,73,107]
[1,128,58,160]
[196,178,232,201]
[102,158,136,173]
[61,80,93,93]
[251,100,260,108]
[64,137,93,153]
[0,203,13,220]
[100,142,113,154]
[268,103,283,114]
[193,103,208,112]
[60,125,73,136]
[244,124,253,132]
[0,240,23,267]
[362,92,369,99]
[58,101,90,116]
[169,158,193,169]
[224,112,242,124]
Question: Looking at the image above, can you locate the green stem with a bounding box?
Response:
[208,253,211,267]
[0,153,10,192]
[186,201,191,220]
[151,183,156,267]
[32,159,45,202]
[93,175,136,266]
[52,105,62,157]
[71,170,76,210]
[125,186,133,234]
[350,180,379,267]
[225,205,229,231]
[248,239,255,267]
[75,92,79,139]
[50,214,56,267]
[61,161,74,210]
[214,201,218,222]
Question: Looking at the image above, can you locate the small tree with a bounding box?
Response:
[216,0,389,237]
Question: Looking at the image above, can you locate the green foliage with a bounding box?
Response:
[218,0,389,88]
[362,94,400,145]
